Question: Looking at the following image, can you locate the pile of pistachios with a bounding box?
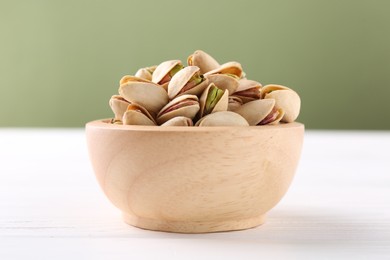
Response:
[109,50,300,126]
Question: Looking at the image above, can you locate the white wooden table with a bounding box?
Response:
[0,129,389,259]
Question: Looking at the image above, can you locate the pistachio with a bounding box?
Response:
[168,66,209,99]
[152,60,183,85]
[261,84,301,123]
[161,116,193,126]
[206,74,239,95]
[135,65,157,81]
[204,61,243,78]
[109,95,131,121]
[199,83,228,117]
[232,79,262,103]
[258,107,284,125]
[187,50,220,74]
[157,94,200,125]
[195,111,249,126]
[234,99,284,126]
[119,81,169,115]
[227,96,243,111]
[206,86,224,113]
[122,104,156,126]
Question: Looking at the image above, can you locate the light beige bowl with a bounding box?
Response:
[86,119,304,233]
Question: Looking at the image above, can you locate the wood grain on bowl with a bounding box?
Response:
[85,120,304,233]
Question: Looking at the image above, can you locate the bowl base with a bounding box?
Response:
[122,213,266,233]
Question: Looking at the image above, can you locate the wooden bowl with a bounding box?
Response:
[86,119,304,233]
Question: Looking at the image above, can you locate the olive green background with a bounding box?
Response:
[1,0,389,129]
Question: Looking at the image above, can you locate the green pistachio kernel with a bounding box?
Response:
[205,85,224,114]
[169,64,184,77]
[190,73,203,85]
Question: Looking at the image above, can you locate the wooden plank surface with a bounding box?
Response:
[0,129,389,259]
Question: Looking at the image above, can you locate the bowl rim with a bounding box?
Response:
[86,119,304,132]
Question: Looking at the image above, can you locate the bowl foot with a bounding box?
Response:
[122,213,266,233]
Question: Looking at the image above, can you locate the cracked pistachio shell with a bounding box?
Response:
[204,61,243,78]
[152,60,182,84]
[135,65,157,81]
[199,83,229,118]
[118,81,169,114]
[206,74,239,95]
[195,111,249,127]
[161,116,193,126]
[228,96,243,111]
[236,79,262,92]
[187,50,220,74]
[119,75,152,86]
[234,99,276,126]
[109,95,131,120]
[260,84,292,98]
[261,84,301,123]
[122,104,156,126]
[259,108,285,125]
[167,66,209,99]
[157,94,200,125]
[232,79,262,103]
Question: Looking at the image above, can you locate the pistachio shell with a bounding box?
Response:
[160,116,193,126]
[232,79,262,103]
[187,50,220,74]
[122,104,156,126]
[262,85,301,123]
[260,108,285,125]
[204,61,243,78]
[260,84,291,98]
[232,91,261,104]
[119,82,169,114]
[227,96,243,111]
[206,74,239,95]
[134,69,151,81]
[236,79,262,92]
[273,113,284,124]
[234,99,276,126]
[135,65,157,81]
[199,83,228,117]
[195,111,249,127]
[179,77,209,98]
[109,95,131,120]
[273,109,285,124]
[152,60,182,84]
[167,66,209,99]
[119,75,152,86]
[157,94,200,125]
